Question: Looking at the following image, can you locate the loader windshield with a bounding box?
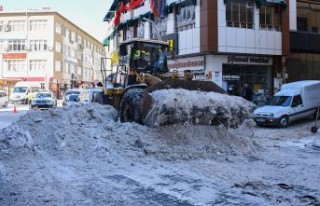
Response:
[129,41,168,74]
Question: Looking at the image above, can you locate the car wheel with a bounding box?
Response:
[279,116,289,128]
[4,101,8,107]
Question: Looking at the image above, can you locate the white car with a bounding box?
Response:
[0,90,9,107]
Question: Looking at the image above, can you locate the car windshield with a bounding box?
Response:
[35,93,52,98]
[65,90,80,96]
[13,87,27,93]
[30,87,40,93]
[68,94,79,101]
[269,96,292,106]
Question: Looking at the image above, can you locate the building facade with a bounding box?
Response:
[0,8,106,97]
[287,0,320,82]
[103,0,289,97]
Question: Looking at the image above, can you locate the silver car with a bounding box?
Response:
[0,90,9,107]
[30,91,57,110]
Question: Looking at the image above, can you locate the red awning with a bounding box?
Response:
[6,77,45,81]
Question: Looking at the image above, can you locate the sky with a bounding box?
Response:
[1,0,113,42]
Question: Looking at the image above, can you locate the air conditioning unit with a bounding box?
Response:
[4,24,11,32]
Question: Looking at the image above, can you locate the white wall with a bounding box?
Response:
[178,0,201,55]
[289,0,297,31]
[0,14,55,79]
[217,0,282,55]
[205,55,225,87]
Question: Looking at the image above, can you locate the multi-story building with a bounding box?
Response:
[0,7,106,97]
[287,0,320,82]
[103,0,289,96]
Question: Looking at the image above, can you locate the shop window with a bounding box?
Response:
[226,0,254,29]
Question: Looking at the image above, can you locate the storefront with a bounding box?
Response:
[222,55,273,97]
[201,54,273,97]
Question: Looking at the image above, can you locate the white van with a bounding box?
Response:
[10,81,41,104]
[253,80,320,128]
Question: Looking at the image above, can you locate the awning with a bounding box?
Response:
[256,0,287,7]
[102,38,110,46]
[103,0,119,21]
[224,0,287,7]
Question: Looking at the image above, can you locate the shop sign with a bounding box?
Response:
[227,55,272,65]
[168,56,204,70]
[3,53,27,59]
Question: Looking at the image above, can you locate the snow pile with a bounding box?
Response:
[0,103,256,160]
[145,89,255,128]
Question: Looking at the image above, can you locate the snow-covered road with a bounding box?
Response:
[0,103,319,205]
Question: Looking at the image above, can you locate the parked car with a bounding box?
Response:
[10,81,41,104]
[62,89,82,105]
[30,91,57,110]
[78,88,104,103]
[62,93,80,106]
[253,80,320,128]
[0,90,9,107]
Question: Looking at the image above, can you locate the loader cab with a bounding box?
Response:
[119,39,169,76]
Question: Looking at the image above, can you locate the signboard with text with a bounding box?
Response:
[168,56,204,71]
[2,53,27,59]
[226,55,272,65]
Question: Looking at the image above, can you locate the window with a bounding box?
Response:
[176,3,195,32]
[55,41,62,53]
[6,40,26,51]
[29,40,48,51]
[6,60,25,72]
[71,32,76,42]
[226,0,254,29]
[8,20,26,31]
[29,59,46,71]
[259,5,282,31]
[55,60,61,71]
[65,28,70,38]
[292,95,303,107]
[297,2,320,33]
[0,21,4,32]
[55,23,62,34]
[77,66,82,75]
[153,17,167,38]
[64,62,70,73]
[29,20,47,31]
[77,35,82,44]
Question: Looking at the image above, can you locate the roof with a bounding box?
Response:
[282,80,320,90]
[275,80,320,96]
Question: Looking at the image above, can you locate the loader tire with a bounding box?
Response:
[119,88,145,124]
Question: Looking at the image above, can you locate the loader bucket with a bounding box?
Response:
[141,78,254,128]
[145,78,228,94]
